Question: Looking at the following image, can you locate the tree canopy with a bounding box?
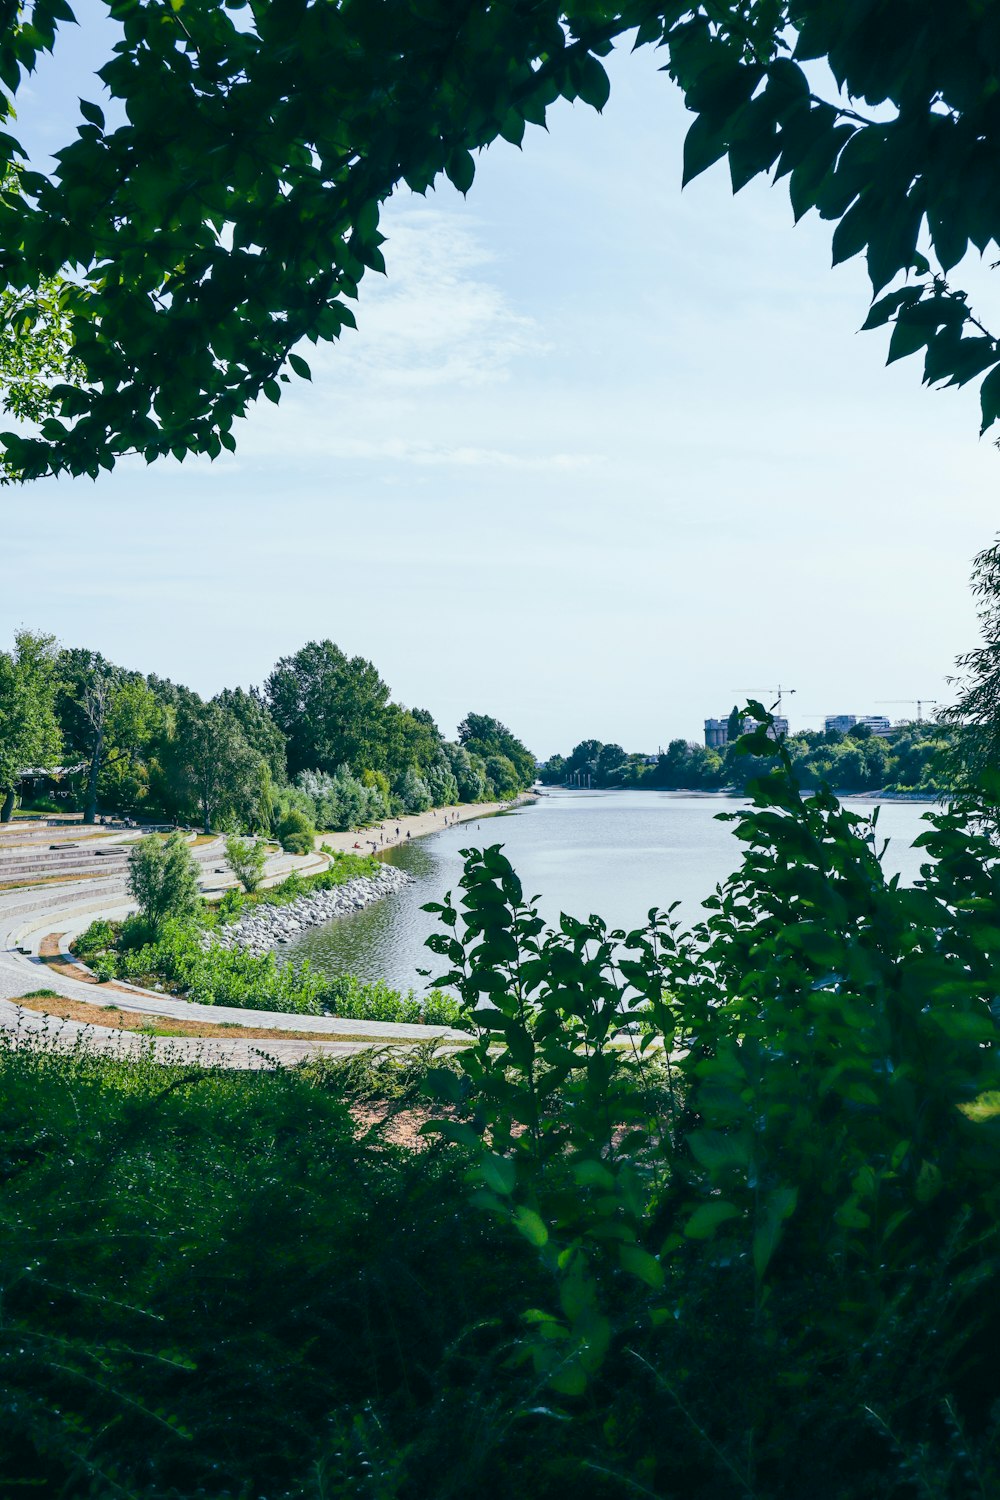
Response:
[1,1,999,478]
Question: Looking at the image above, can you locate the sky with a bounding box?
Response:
[4,11,999,759]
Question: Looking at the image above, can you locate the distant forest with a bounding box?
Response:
[540,720,961,797]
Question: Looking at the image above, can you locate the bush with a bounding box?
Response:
[277,807,315,855]
[126,831,200,932]
[323,974,469,1028]
[224,832,267,892]
[98,919,327,1012]
[0,1043,527,1498]
[396,766,432,814]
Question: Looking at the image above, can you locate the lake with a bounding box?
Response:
[280,788,942,995]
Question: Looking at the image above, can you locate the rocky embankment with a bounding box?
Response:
[213,865,413,958]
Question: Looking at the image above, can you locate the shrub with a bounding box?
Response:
[419,711,1000,1491]
[396,766,432,814]
[126,832,200,933]
[322,974,468,1028]
[277,808,315,855]
[224,833,267,893]
[101,919,326,1012]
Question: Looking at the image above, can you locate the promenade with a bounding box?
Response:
[0,820,467,1067]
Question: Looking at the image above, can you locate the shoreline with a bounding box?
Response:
[312,791,539,858]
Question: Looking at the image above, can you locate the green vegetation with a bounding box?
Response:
[75,854,467,1026]
[0,4,997,478]
[4,633,534,830]
[0,630,60,821]
[75,915,466,1026]
[126,831,201,934]
[223,832,267,893]
[8,721,1000,1494]
[542,719,961,796]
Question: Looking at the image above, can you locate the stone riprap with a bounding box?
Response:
[213,864,413,957]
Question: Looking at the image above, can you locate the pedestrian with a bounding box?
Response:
[406,830,411,840]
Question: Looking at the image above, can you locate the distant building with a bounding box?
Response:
[824,714,894,737]
[705,715,788,749]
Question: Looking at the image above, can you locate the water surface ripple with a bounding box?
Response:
[280,789,939,993]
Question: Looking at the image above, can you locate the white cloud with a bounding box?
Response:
[328,208,545,390]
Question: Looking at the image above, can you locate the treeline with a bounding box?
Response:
[541,720,962,797]
[0,632,535,840]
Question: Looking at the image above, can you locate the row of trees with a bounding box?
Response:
[0,634,536,835]
[542,720,961,797]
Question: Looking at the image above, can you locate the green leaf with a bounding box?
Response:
[979,362,1000,433]
[513,1206,549,1247]
[685,1200,741,1239]
[752,1186,797,1281]
[79,99,105,130]
[682,112,728,187]
[887,317,932,365]
[446,148,475,195]
[688,1129,750,1174]
[860,286,920,331]
[288,352,311,380]
[619,1243,665,1289]
[480,1153,517,1197]
[576,55,611,112]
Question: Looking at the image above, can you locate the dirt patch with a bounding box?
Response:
[0,871,110,893]
[8,993,436,1046]
[349,1103,437,1148]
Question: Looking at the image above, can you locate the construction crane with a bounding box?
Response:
[878,698,939,723]
[736,684,797,714]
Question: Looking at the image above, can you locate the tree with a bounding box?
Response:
[55,648,168,822]
[539,753,567,786]
[173,701,265,834]
[426,756,460,808]
[214,687,287,784]
[444,742,486,802]
[0,631,61,820]
[459,714,536,790]
[945,535,1000,801]
[265,641,391,779]
[127,832,200,933]
[224,834,267,895]
[484,754,520,799]
[396,767,432,815]
[596,743,627,783]
[1,3,997,480]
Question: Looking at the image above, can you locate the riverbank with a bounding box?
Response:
[312,792,538,857]
[215,864,413,957]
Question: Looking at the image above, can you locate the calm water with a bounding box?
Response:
[281,789,941,994]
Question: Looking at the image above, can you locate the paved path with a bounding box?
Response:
[0,823,464,1068]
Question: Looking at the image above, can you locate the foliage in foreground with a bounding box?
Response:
[419,711,1000,1492]
[0,1041,536,1498]
[9,711,1000,1496]
[1,4,998,477]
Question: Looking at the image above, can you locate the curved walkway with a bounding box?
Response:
[0,823,463,1067]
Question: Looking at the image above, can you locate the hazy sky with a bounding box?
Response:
[5,16,998,757]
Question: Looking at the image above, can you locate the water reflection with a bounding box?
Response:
[279,791,940,993]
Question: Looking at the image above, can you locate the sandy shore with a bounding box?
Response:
[313,793,538,858]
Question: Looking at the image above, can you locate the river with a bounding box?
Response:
[279,788,942,995]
